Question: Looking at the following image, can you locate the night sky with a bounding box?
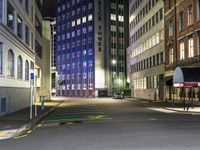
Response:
[42,0,57,18]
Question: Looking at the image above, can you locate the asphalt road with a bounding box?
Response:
[1,98,200,150]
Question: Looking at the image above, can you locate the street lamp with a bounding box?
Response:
[112,59,117,65]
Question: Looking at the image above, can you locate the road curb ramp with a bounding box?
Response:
[0,101,63,140]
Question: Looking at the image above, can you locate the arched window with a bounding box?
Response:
[25,60,29,80]
[17,55,23,79]
[7,49,14,77]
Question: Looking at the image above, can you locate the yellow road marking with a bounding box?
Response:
[0,132,7,136]
[65,122,75,125]
[95,116,104,119]
[13,134,28,139]
[37,124,42,128]
[27,130,32,134]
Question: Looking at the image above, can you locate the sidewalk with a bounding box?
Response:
[0,101,62,140]
[125,97,200,114]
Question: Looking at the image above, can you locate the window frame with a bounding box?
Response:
[17,55,23,79]
[0,42,3,74]
[7,49,15,77]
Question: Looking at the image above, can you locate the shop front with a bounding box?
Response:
[172,67,200,106]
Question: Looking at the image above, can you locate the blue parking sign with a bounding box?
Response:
[31,73,34,80]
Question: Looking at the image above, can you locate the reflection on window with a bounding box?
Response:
[17,15,23,39]
[25,60,29,80]
[17,56,23,79]
[7,49,14,77]
[0,0,3,21]
[7,2,15,30]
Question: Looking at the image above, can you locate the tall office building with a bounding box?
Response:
[50,20,57,92]
[0,0,51,116]
[56,0,128,97]
[105,0,129,94]
[127,0,165,101]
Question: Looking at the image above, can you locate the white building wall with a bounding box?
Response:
[0,0,36,116]
[94,0,106,89]
[128,0,165,100]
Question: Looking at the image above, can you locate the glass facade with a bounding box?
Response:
[110,0,126,92]
[56,0,94,97]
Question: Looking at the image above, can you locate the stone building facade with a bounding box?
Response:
[128,0,165,100]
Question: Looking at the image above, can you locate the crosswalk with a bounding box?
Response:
[39,106,111,128]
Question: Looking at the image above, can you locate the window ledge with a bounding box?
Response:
[17,78,23,81]
[6,75,15,79]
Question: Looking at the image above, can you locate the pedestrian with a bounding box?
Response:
[186,100,190,111]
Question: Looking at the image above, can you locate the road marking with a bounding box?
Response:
[147,108,176,113]
[148,118,157,121]
[0,132,7,137]
[37,124,42,128]
[27,130,32,134]
[13,134,28,139]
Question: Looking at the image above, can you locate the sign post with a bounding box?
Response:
[30,73,34,120]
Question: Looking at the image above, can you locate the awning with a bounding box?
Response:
[173,67,200,87]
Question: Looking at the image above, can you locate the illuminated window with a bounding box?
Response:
[82,16,87,23]
[118,15,124,22]
[155,33,159,44]
[154,76,157,88]
[110,14,116,21]
[88,14,93,21]
[77,18,81,25]
[144,78,147,89]
[188,38,194,58]
[152,35,155,46]
[180,42,185,60]
[72,20,75,27]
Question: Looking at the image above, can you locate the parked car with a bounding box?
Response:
[112,92,124,99]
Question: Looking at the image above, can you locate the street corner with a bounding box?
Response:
[0,129,20,140]
[0,125,28,140]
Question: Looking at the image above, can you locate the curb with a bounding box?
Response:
[125,98,200,115]
[0,101,63,140]
[162,107,200,115]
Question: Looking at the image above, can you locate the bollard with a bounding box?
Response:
[40,96,45,111]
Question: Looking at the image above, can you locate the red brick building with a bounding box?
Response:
[164,0,200,101]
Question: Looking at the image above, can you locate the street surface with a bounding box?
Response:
[1,98,200,150]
